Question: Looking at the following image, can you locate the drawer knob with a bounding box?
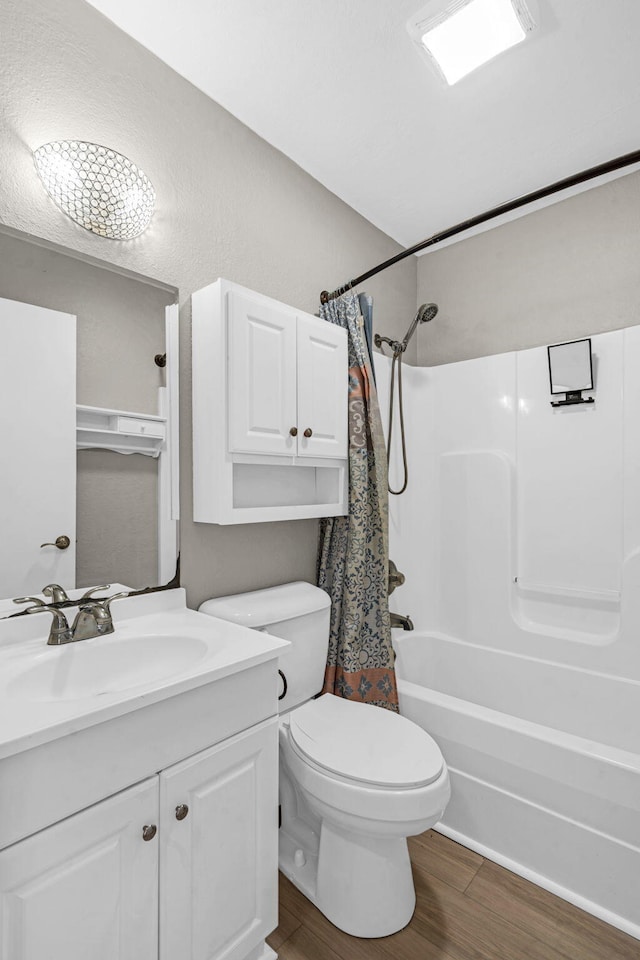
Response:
[289,427,298,437]
[175,804,189,821]
[303,428,313,438]
[142,824,157,841]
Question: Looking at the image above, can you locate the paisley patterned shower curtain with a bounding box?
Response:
[317,292,398,711]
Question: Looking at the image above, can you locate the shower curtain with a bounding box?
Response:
[317,292,398,711]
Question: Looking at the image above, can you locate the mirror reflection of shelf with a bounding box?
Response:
[76,405,167,458]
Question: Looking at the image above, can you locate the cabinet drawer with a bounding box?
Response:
[116,415,166,438]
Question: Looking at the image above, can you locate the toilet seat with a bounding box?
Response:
[289,693,443,789]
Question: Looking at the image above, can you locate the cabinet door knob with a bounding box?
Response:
[289,427,298,437]
[303,428,313,438]
[175,804,189,821]
[142,824,157,841]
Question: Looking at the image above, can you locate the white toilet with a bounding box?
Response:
[199,582,450,938]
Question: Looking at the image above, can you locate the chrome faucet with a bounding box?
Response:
[24,590,129,645]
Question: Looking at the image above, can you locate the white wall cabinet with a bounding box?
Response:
[193,278,349,524]
[0,719,278,960]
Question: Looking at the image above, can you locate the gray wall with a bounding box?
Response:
[0,231,172,588]
[416,171,640,365]
[0,0,416,608]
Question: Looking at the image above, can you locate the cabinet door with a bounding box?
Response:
[160,718,278,960]
[296,317,348,459]
[0,779,158,960]
[228,290,298,455]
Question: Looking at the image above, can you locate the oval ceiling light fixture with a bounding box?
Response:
[33,140,155,240]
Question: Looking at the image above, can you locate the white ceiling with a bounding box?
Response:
[85,0,640,249]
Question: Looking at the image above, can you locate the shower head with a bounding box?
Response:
[417,302,438,324]
[400,302,438,351]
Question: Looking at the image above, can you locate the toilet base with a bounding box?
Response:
[279,819,416,938]
[316,820,416,937]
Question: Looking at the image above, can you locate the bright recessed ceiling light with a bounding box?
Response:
[408,0,535,85]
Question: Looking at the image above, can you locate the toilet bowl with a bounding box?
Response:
[279,693,450,937]
[199,582,450,938]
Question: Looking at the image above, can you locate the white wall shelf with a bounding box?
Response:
[77,404,167,458]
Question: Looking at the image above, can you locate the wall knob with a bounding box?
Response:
[289,427,298,437]
[142,824,157,841]
[303,428,313,438]
[175,804,189,821]
[40,535,71,550]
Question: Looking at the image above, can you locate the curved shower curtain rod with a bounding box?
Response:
[319,147,640,304]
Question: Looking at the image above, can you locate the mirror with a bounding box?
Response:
[0,226,179,608]
[547,338,594,395]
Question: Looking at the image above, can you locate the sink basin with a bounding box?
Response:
[6,633,209,701]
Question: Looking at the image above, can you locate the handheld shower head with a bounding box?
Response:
[400,302,438,351]
[417,302,438,324]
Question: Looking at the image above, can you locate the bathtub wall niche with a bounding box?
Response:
[377,325,640,683]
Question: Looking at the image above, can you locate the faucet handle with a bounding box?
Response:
[80,585,111,600]
[43,584,70,604]
[13,596,46,608]
[26,604,72,644]
[101,592,130,616]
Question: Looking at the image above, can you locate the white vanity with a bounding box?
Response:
[0,590,287,960]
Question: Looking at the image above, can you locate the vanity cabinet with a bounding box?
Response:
[0,719,278,960]
[193,278,349,524]
[0,778,159,960]
[160,719,277,960]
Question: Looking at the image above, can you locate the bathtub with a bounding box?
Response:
[393,630,640,940]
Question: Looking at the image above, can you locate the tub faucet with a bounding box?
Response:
[390,612,414,631]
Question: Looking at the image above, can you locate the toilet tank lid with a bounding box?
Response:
[199,581,331,628]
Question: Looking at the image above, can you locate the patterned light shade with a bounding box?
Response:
[33,141,155,240]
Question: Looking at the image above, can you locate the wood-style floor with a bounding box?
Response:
[267,830,639,960]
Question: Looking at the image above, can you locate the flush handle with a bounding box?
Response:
[142,824,157,841]
[175,804,189,821]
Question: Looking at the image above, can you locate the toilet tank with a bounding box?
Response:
[199,582,331,712]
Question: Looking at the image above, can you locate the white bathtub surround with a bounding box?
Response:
[376,328,640,939]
